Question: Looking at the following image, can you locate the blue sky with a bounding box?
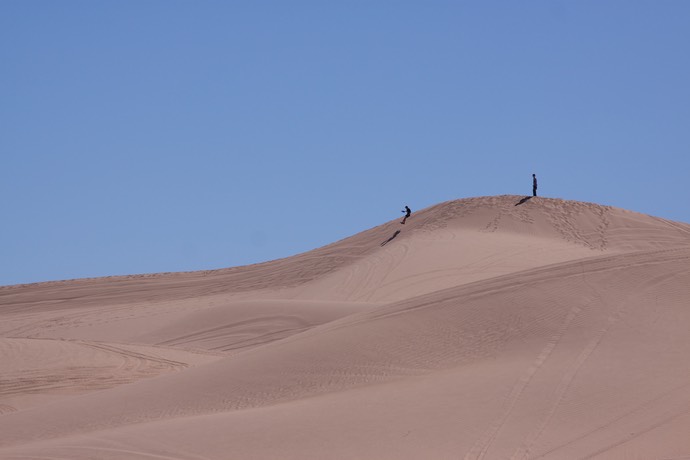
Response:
[2,1,689,286]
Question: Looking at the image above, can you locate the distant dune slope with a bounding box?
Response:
[1,196,690,459]
[3,196,688,307]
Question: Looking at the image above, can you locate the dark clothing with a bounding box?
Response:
[532,176,538,197]
[401,206,411,224]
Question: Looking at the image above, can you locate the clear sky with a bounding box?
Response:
[2,1,689,286]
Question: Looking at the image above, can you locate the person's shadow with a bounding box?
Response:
[515,196,533,206]
[380,230,401,246]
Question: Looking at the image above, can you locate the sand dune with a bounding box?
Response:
[1,195,690,459]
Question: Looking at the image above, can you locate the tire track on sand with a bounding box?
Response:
[0,404,17,415]
[0,340,189,400]
[508,264,612,460]
[463,302,583,460]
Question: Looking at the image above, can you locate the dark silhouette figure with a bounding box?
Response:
[381,230,401,246]
[532,174,538,197]
[401,206,412,224]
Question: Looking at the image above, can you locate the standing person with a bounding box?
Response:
[532,174,538,197]
[401,206,411,224]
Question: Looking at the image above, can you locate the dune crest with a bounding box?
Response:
[2,196,690,459]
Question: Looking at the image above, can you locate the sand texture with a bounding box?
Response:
[2,195,690,459]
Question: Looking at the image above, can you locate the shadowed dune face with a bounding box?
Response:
[1,196,690,459]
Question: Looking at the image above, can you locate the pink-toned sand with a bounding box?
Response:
[2,195,690,459]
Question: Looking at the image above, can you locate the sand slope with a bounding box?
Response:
[1,195,690,459]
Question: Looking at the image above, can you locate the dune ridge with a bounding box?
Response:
[1,195,690,459]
